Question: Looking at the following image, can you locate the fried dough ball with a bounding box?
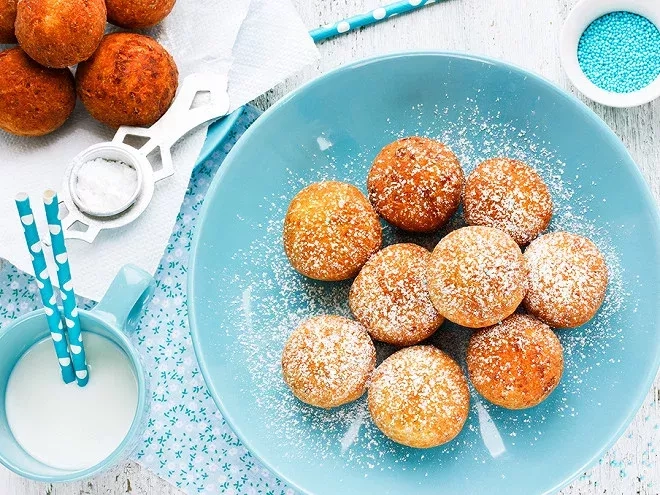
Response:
[0,48,75,136]
[76,33,179,128]
[283,181,382,281]
[281,315,376,409]
[367,137,464,232]
[349,243,444,346]
[0,0,17,44]
[427,226,528,328]
[15,0,106,68]
[106,0,175,28]
[464,158,553,245]
[467,314,564,409]
[368,346,470,448]
[523,232,608,328]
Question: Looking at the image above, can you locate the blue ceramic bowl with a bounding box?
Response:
[189,53,660,495]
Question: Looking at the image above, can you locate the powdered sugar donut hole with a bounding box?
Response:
[368,345,470,448]
[467,314,564,409]
[463,157,553,245]
[367,137,464,232]
[427,226,528,328]
[281,315,376,409]
[283,181,382,281]
[524,231,609,328]
[349,243,443,346]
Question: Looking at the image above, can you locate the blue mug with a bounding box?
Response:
[0,264,153,482]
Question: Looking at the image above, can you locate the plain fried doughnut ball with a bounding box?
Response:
[367,137,464,232]
[427,226,528,328]
[0,0,17,44]
[523,232,608,328]
[15,0,106,68]
[281,315,376,409]
[283,181,382,281]
[368,345,470,448]
[0,48,75,136]
[76,33,179,128]
[106,0,176,28]
[467,313,564,409]
[464,157,553,245]
[349,243,444,346]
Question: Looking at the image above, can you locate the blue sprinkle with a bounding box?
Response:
[577,11,660,93]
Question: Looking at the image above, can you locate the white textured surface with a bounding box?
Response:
[2,0,658,493]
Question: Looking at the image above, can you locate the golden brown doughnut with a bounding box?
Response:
[281,315,376,409]
[427,226,528,328]
[368,345,470,448]
[0,47,75,136]
[76,33,179,128]
[106,0,176,28]
[349,243,443,346]
[367,137,464,232]
[0,0,17,44]
[464,157,553,245]
[15,0,106,68]
[467,313,564,409]
[283,181,382,281]
[523,231,608,328]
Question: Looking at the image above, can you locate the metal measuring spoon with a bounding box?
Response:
[59,73,230,242]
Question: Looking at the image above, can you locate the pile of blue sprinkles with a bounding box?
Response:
[577,11,660,93]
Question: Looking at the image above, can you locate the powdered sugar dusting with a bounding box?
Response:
[211,101,630,473]
[349,243,443,346]
[427,226,528,328]
[367,136,464,232]
[467,314,564,409]
[368,345,470,448]
[340,406,369,453]
[283,181,382,281]
[281,315,376,408]
[524,232,609,328]
[463,157,553,245]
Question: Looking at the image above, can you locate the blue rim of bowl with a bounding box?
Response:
[0,309,148,483]
[188,51,660,495]
[195,107,246,167]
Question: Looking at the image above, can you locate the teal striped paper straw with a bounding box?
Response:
[309,0,441,43]
[43,190,89,387]
[15,193,75,384]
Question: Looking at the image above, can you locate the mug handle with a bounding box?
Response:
[92,264,154,331]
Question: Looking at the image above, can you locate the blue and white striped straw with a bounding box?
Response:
[309,0,441,43]
[43,190,89,387]
[15,193,76,384]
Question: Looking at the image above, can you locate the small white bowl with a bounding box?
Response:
[560,0,660,107]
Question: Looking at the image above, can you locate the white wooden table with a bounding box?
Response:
[2,0,658,493]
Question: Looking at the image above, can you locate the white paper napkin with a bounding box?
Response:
[229,0,318,111]
[0,0,318,301]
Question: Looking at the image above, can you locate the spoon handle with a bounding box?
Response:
[112,73,231,182]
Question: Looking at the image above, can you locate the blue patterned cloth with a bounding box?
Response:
[129,106,291,494]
